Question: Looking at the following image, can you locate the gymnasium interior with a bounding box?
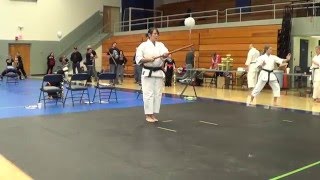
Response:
[0,0,319,179]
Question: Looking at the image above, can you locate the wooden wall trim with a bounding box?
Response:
[102,24,281,74]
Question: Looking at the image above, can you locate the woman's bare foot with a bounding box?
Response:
[146,115,155,123]
[151,114,158,122]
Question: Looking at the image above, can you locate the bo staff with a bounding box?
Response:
[153,44,194,59]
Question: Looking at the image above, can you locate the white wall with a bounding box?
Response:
[0,0,120,41]
[95,45,103,72]
[292,17,320,36]
[292,37,301,68]
[292,36,320,68]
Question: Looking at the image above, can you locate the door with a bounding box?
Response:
[103,6,120,33]
[299,39,308,73]
[8,44,31,75]
[103,6,112,32]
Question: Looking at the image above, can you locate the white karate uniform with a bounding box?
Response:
[251,54,283,97]
[311,54,320,99]
[245,47,260,88]
[136,39,169,114]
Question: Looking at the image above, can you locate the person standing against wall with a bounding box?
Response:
[117,50,127,85]
[177,48,195,82]
[108,42,120,84]
[70,47,82,74]
[16,52,27,79]
[47,52,55,74]
[85,48,94,82]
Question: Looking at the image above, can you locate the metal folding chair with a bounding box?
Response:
[38,74,64,108]
[6,72,19,84]
[92,73,118,103]
[63,73,91,106]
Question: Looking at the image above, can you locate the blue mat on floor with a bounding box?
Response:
[0,79,189,119]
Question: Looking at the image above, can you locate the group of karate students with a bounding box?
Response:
[134,27,320,122]
[246,44,320,105]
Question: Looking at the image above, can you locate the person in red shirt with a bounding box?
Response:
[164,54,176,86]
[47,52,55,74]
[210,53,222,76]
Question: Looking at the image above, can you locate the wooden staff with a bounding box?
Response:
[153,44,194,59]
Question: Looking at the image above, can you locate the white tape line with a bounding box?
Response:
[282,120,293,123]
[199,121,219,126]
[162,120,173,123]
[157,127,177,133]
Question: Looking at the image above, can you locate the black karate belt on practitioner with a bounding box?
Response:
[143,66,163,77]
[262,69,279,83]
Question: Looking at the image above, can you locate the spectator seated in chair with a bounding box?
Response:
[46,81,63,99]
[56,55,69,83]
[1,56,22,80]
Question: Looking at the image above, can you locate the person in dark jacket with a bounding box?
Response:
[117,50,127,84]
[16,52,27,79]
[108,42,120,84]
[164,54,176,87]
[70,47,82,74]
[85,48,94,82]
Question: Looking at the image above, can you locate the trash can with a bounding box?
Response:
[274,70,284,88]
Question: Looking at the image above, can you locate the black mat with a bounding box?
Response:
[0,101,319,180]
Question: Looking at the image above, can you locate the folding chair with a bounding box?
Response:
[92,73,118,103]
[6,72,19,84]
[63,73,91,106]
[38,74,64,108]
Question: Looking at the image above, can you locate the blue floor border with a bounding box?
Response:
[0,78,319,120]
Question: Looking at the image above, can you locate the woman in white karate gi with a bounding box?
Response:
[249,45,291,105]
[135,27,169,122]
[245,44,260,89]
[311,46,320,102]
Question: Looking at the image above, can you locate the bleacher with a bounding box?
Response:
[102,24,279,75]
[103,0,316,75]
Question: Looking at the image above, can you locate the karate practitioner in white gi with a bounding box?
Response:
[311,46,320,102]
[249,45,291,106]
[135,27,169,122]
[245,44,261,89]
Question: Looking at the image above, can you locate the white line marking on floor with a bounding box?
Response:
[199,121,219,126]
[282,120,293,123]
[162,120,173,123]
[0,105,27,109]
[157,127,177,133]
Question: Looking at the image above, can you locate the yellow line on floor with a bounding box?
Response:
[157,127,177,133]
[0,154,33,180]
[199,121,219,126]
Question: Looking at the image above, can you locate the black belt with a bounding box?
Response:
[250,62,256,64]
[262,69,278,83]
[143,66,163,77]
